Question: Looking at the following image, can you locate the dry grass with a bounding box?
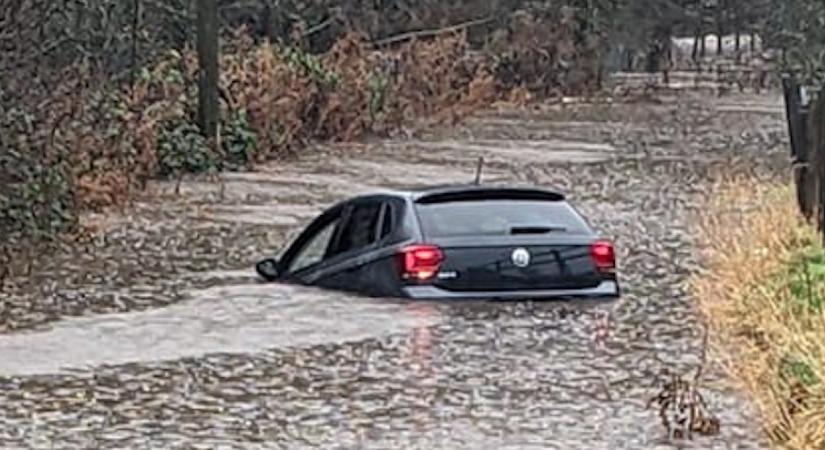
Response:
[692,178,825,448]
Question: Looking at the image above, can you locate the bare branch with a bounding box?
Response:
[371,16,493,48]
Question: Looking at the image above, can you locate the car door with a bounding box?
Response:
[312,197,386,292]
[352,199,410,296]
[279,196,403,295]
[312,196,418,296]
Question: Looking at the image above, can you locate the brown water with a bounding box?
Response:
[0,92,787,449]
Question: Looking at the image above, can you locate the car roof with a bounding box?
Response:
[358,184,567,203]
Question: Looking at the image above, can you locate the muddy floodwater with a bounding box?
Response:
[0,91,788,449]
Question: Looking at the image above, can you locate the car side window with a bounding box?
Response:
[379,202,394,239]
[330,201,383,256]
[287,216,341,273]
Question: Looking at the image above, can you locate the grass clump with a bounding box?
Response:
[692,180,825,449]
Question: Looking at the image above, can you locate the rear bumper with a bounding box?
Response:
[401,280,620,301]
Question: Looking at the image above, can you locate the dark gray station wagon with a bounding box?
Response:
[256,185,620,300]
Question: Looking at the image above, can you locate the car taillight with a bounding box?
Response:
[591,240,616,273]
[400,244,444,281]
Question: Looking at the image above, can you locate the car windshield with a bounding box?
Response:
[415,200,591,238]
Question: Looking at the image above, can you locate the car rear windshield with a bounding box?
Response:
[415,200,591,238]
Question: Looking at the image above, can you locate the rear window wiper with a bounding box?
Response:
[509,225,567,235]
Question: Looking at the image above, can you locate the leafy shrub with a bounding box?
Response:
[368,71,390,123]
[0,152,75,241]
[221,110,258,170]
[0,107,76,242]
[154,112,258,177]
[283,46,340,88]
[156,121,216,177]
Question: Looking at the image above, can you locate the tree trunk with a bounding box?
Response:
[692,26,700,62]
[661,29,672,84]
[130,0,141,88]
[700,33,706,57]
[735,29,740,53]
[716,0,725,55]
[196,0,220,138]
[645,45,660,74]
[750,31,757,52]
[624,48,633,71]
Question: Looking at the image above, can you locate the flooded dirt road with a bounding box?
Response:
[0,92,788,448]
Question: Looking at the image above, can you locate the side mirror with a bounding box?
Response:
[255,258,280,281]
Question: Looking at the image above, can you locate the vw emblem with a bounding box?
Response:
[511,247,531,268]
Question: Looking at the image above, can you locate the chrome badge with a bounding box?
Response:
[511,247,531,268]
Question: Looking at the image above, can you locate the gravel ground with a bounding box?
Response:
[0,91,788,449]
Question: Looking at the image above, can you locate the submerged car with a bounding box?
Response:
[255,185,619,300]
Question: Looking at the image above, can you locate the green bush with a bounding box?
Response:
[221,110,258,170]
[0,107,75,241]
[368,71,390,122]
[155,110,258,177]
[283,46,340,88]
[156,120,218,177]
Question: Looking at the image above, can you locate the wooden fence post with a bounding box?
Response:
[783,74,814,220]
[810,89,825,241]
[801,87,815,221]
[783,75,804,159]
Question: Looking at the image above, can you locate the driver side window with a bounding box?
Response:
[287,217,340,273]
[328,201,383,257]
